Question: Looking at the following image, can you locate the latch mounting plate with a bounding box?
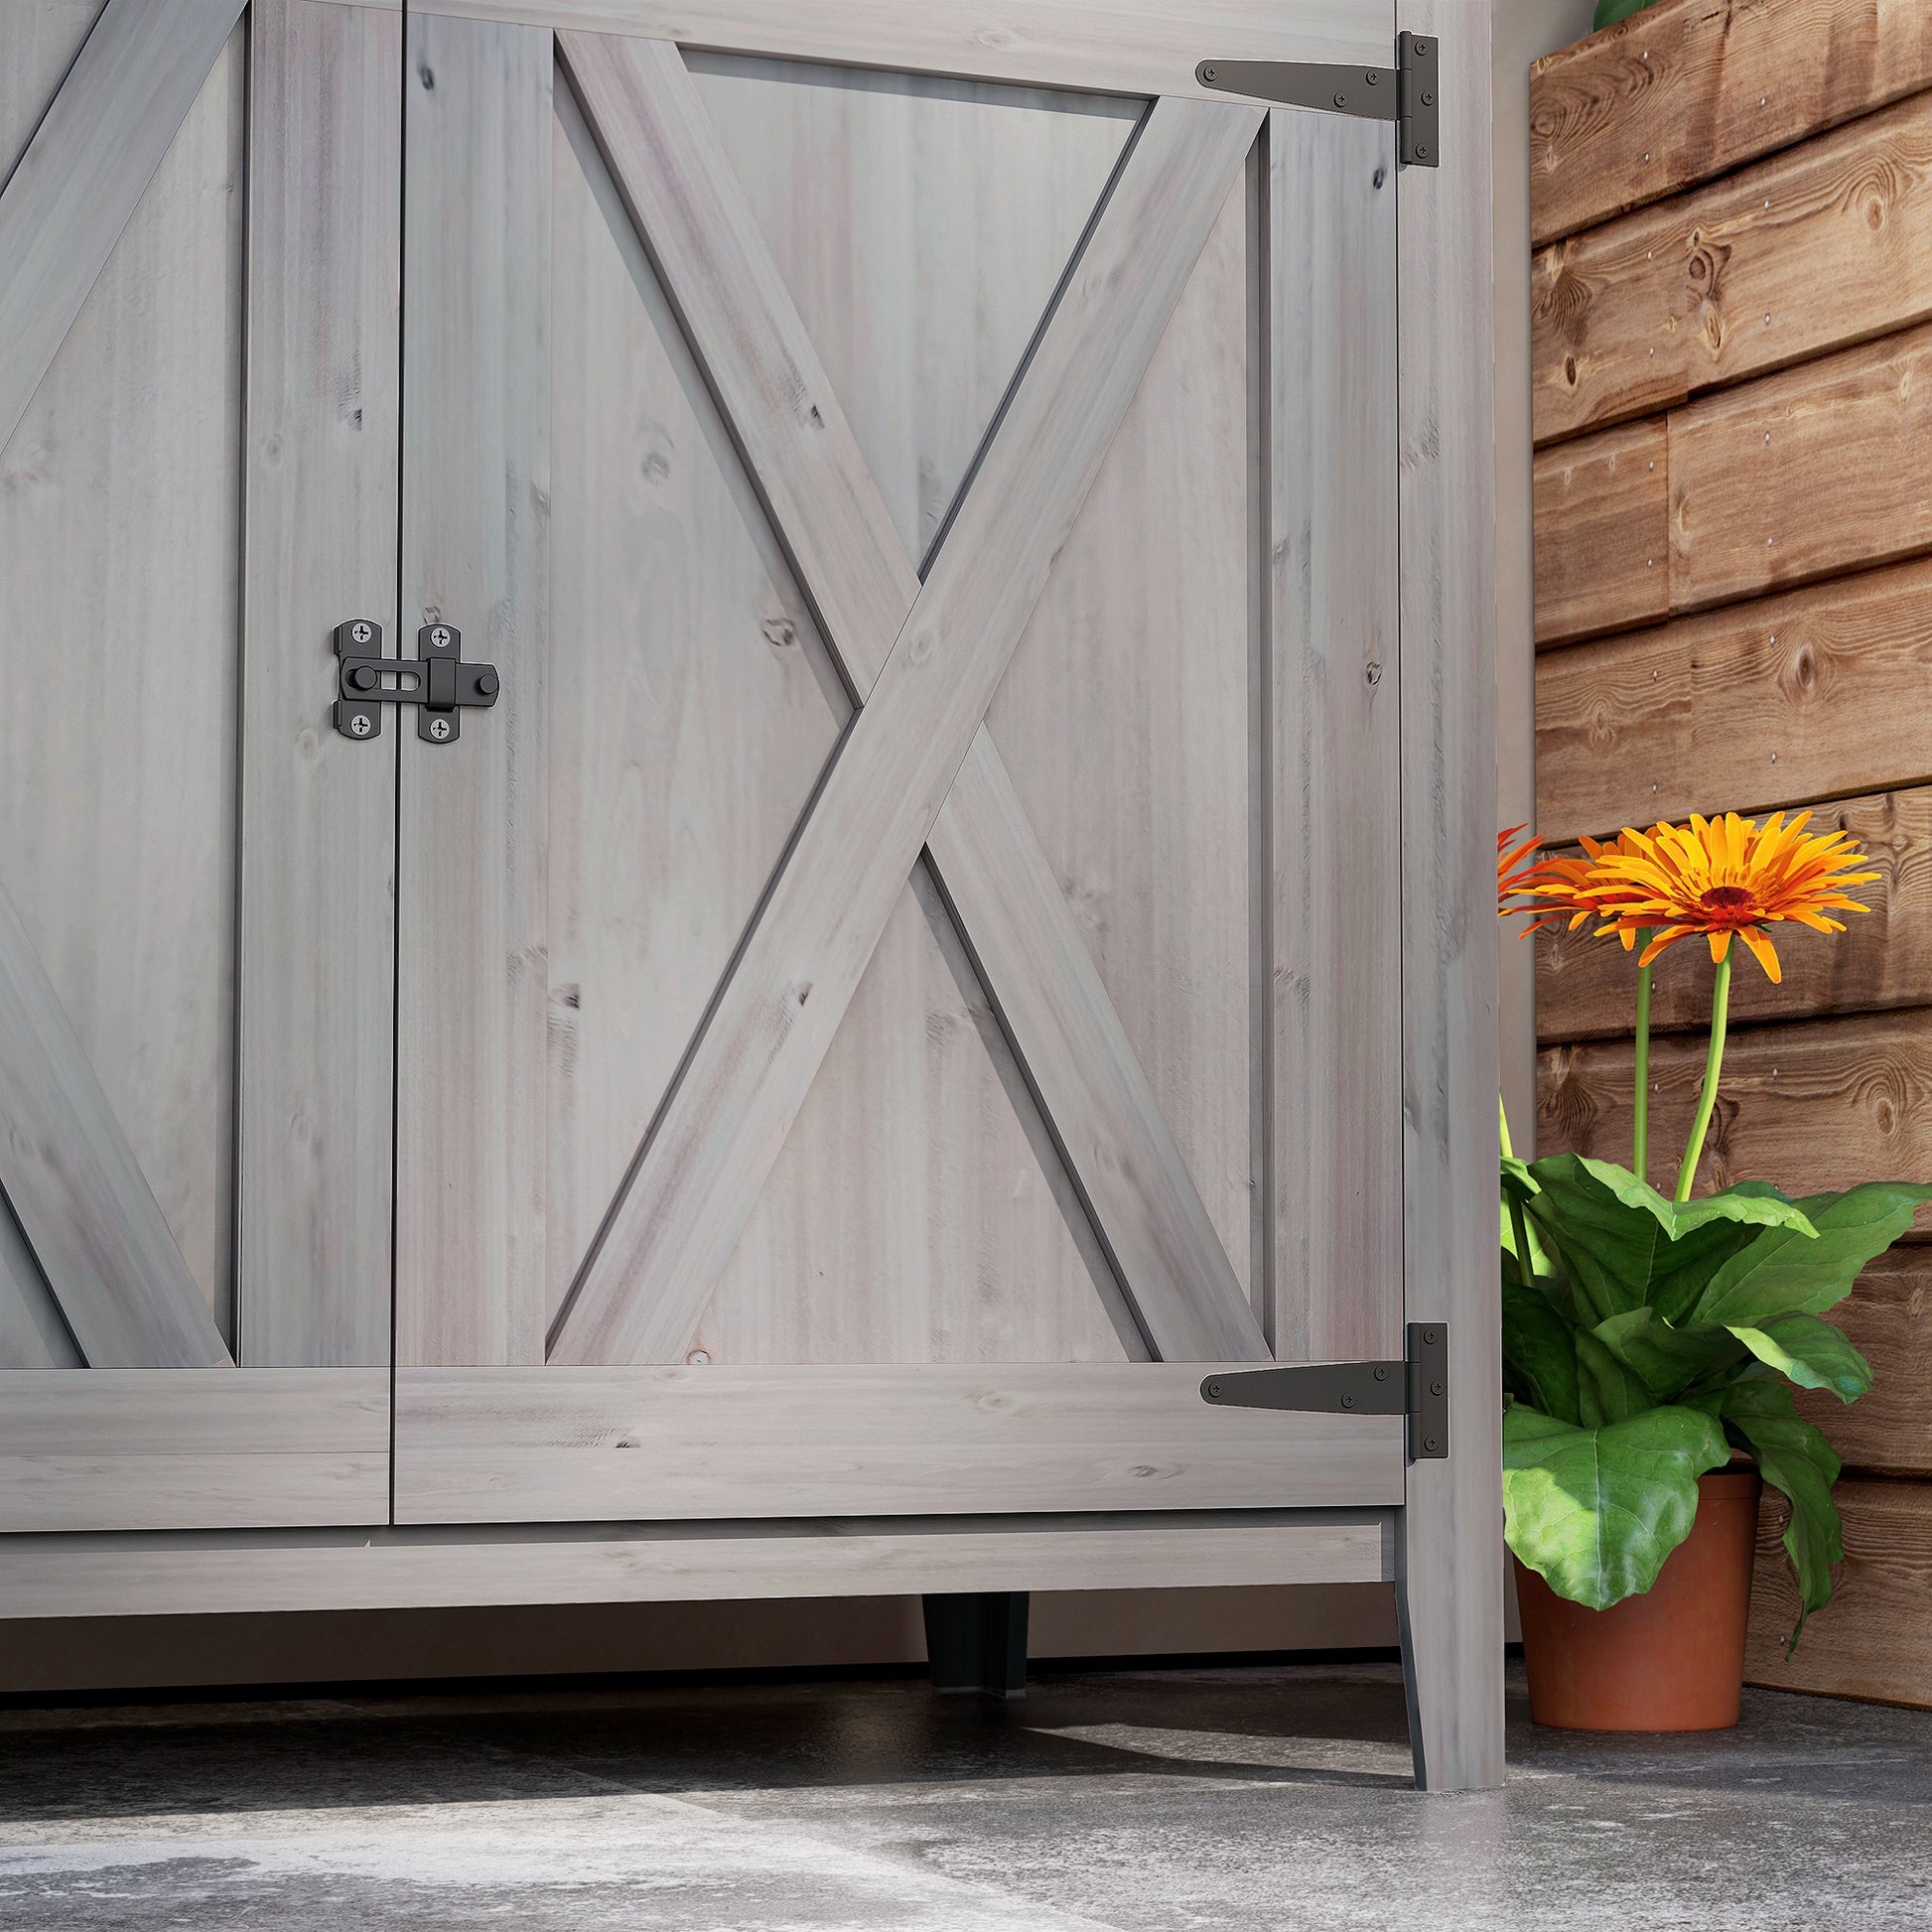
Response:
[334,621,500,744]
[1197,30,1439,168]
[1201,1321,1449,1461]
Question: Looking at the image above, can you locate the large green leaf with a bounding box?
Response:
[1693,1184,1932,1328]
[1591,1308,1746,1402]
[1502,1279,1581,1425]
[1716,1380,1844,1652]
[1574,1328,1652,1425]
[1593,0,1661,29]
[1727,1312,1873,1403]
[1524,1155,1817,1326]
[1502,1401,1730,1610]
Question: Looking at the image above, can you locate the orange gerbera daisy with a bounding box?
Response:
[1584,811,1878,984]
[1520,828,1655,941]
[1497,825,1544,919]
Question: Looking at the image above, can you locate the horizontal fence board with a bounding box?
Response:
[1532,415,1670,644]
[1538,1011,1932,1217]
[1535,558,1932,841]
[0,1511,1395,1620]
[0,1369,389,1533]
[395,1366,1407,1524]
[1748,1476,1932,1707]
[1533,92,1932,448]
[1536,788,1932,1041]
[1791,1249,1932,1477]
[1671,320,1932,613]
[1529,0,1932,248]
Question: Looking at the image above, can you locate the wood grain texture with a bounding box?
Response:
[1747,1476,1932,1708]
[1393,0,1504,1795]
[1539,1012,1932,1211]
[1537,790,1932,1041]
[0,888,226,1367]
[700,864,1138,1366]
[1532,415,1668,644]
[396,13,552,1366]
[0,1369,387,1532]
[394,1365,1405,1522]
[0,0,244,458]
[560,35,1255,1362]
[1535,558,1932,843]
[0,3,102,187]
[0,17,248,1354]
[547,70,850,1334]
[549,97,1263,1368]
[1529,0,1932,248]
[0,1,100,1364]
[1670,321,1932,614]
[0,1195,77,1371]
[0,19,249,1370]
[684,49,1134,570]
[557,64,1127,1365]
[416,0,1390,93]
[1534,92,1932,448]
[1267,107,1402,1364]
[1790,1248,1932,1476]
[0,1509,1393,1620]
[987,160,1262,1342]
[237,0,401,1367]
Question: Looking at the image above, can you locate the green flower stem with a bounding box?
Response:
[1675,950,1733,1203]
[1632,931,1654,1184]
[1498,1092,1514,1161]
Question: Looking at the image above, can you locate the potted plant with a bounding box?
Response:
[1496,812,1929,1730]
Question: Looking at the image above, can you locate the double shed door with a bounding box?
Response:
[0,0,1409,1535]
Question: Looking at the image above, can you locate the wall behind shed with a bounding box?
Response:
[1530,0,1932,1708]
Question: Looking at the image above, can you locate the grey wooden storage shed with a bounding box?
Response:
[0,0,1500,1789]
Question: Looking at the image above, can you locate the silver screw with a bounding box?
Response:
[349,713,371,737]
[430,625,453,649]
[429,717,451,741]
[351,621,373,645]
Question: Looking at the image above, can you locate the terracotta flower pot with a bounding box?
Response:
[1514,1466,1763,1731]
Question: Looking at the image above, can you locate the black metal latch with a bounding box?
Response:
[333,621,500,744]
[1196,30,1440,168]
[1201,1322,1449,1461]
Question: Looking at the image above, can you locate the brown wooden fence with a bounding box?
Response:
[1530,0,1932,1705]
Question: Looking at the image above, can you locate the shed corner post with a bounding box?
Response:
[1393,0,1506,1794]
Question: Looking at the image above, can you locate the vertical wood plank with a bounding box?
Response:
[396,13,552,1365]
[1267,106,1402,1365]
[0,0,246,458]
[1393,0,1505,1794]
[238,0,401,1367]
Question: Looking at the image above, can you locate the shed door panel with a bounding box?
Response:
[0,0,399,1531]
[394,20,1404,1521]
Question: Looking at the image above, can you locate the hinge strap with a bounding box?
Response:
[1201,1321,1449,1462]
[1196,31,1440,168]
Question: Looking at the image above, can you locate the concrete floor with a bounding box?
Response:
[1,1660,1927,1929]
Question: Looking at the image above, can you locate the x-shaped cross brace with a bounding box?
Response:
[549,36,1268,1367]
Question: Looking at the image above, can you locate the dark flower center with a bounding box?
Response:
[1699,885,1754,914]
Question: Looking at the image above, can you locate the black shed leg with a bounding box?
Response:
[921,1590,1029,1698]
